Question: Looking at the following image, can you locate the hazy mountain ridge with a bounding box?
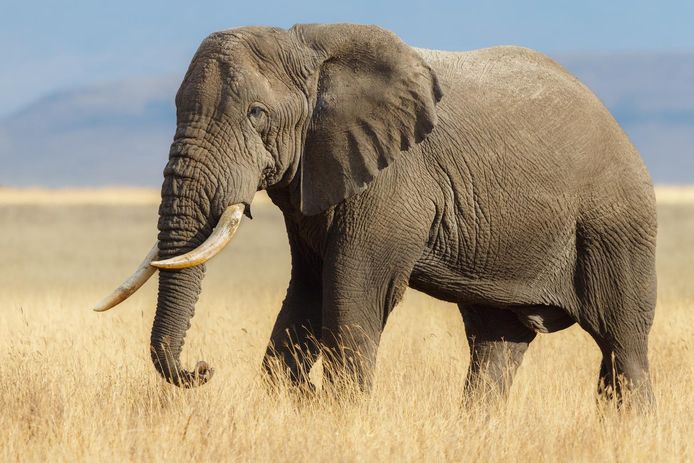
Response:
[1,52,692,186]
[0,78,178,186]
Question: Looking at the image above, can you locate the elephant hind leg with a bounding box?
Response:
[595,346,653,408]
[459,304,537,402]
[574,218,656,408]
[586,324,654,408]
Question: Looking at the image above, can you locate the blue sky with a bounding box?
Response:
[1,0,693,117]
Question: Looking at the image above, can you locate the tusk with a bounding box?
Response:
[150,203,245,270]
[92,243,159,312]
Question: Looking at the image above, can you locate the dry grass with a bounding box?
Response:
[0,187,160,205]
[655,186,694,204]
[0,188,692,462]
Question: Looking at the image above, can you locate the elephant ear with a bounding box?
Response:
[291,24,443,216]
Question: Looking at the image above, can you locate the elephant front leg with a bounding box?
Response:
[319,304,384,392]
[262,224,323,388]
[262,286,321,387]
[319,280,392,393]
[320,231,425,393]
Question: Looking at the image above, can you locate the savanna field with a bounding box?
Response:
[0,187,692,462]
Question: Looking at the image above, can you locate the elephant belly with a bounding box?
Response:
[409,247,567,308]
[409,255,576,333]
[511,305,575,333]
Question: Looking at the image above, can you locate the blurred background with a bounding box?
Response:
[1,0,692,187]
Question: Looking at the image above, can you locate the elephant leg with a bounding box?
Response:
[320,268,409,392]
[574,220,656,409]
[262,220,322,387]
[262,290,321,386]
[320,216,429,392]
[459,304,537,401]
[583,307,654,408]
[319,314,383,392]
[595,342,652,408]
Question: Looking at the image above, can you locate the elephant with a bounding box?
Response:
[94,23,657,406]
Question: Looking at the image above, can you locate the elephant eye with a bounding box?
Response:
[247,104,267,119]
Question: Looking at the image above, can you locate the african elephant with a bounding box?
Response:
[94,24,656,405]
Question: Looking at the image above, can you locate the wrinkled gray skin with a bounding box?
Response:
[152,24,656,405]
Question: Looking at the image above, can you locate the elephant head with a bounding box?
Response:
[92,24,442,387]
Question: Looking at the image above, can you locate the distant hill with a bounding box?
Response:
[1,52,692,186]
[0,78,178,187]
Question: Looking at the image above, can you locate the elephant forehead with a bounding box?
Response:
[178,38,287,110]
[180,55,241,99]
[209,27,291,60]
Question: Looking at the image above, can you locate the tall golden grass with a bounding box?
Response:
[0,188,692,462]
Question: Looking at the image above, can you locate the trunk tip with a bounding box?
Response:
[192,360,214,384]
[178,360,214,388]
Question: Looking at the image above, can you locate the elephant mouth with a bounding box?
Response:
[150,204,245,269]
[91,203,245,313]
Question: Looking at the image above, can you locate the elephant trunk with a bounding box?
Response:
[151,266,211,387]
[92,128,256,385]
[146,133,256,387]
[150,186,214,387]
